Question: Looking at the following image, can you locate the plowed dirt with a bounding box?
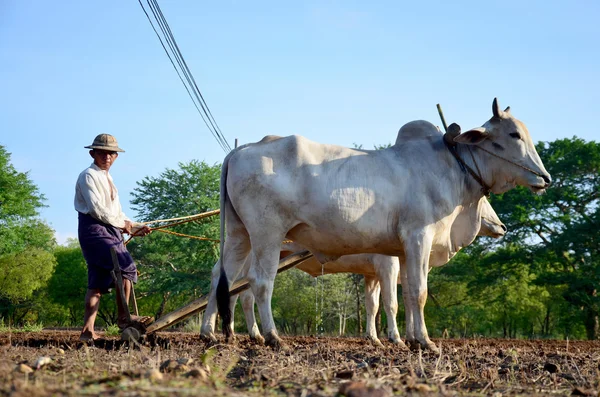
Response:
[1,331,598,396]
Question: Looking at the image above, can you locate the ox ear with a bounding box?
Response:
[454,127,489,145]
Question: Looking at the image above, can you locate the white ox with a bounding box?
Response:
[201,126,506,345]
[211,98,550,351]
[204,196,505,346]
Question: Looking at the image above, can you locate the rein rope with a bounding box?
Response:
[124,208,294,245]
[445,133,548,198]
[124,209,221,245]
[474,145,547,178]
[154,228,220,242]
[443,135,492,197]
[140,210,220,225]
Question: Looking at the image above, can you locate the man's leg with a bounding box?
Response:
[81,288,101,341]
[123,277,132,305]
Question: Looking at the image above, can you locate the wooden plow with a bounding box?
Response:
[120,250,313,343]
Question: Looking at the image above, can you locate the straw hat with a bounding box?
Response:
[84,134,125,152]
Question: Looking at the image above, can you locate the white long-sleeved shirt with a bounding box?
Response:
[74,163,130,229]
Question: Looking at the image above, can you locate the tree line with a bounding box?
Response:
[0,137,598,340]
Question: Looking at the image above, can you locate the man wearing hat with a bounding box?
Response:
[75,134,152,342]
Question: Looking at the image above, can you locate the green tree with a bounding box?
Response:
[321,274,359,336]
[272,269,318,335]
[426,264,484,338]
[485,137,599,339]
[0,146,45,223]
[0,248,56,302]
[0,145,56,324]
[48,245,88,324]
[271,270,363,337]
[127,160,221,318]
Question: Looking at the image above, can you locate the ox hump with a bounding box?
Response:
[395,120,441,145]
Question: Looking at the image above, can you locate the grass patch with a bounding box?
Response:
[105,323,121,337]
[182,317,202,333]
[22,322,44,332]
[0,320,44,332]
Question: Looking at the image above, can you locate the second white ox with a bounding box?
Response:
[202,195,505,346]
[212,98,551,351]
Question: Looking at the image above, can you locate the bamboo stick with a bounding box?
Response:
[436,103,449,132]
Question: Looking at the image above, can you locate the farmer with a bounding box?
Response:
[75,134,152,342]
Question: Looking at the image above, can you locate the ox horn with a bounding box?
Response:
[492,97,504,119]
[444,123,461,147]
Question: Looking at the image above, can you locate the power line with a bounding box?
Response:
[150,1,227,143]
[147,0,228,150]
[137,0,232,152]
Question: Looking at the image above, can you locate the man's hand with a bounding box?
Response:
[123,220,134,235]
[131,223,152,237]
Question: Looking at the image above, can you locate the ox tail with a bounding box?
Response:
[216,149,234,341]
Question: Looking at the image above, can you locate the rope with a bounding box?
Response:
[466,145,491,197]
[475,145,547,178]
[436,103,547,194]
[155,229,220,242]
[127,229,293,245]
[124,209,294,245]
[438,103,492,197]
[124,209,220,245]
[141,209,220,225]
[443,139,491,197]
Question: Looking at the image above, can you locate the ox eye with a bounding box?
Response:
[509,132,521,140]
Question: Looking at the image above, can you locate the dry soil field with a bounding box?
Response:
[1,330,599,396]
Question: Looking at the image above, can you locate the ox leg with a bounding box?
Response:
[247,242,283,349]
[228,294,238,337]
[378,260,405,347]
[200,260,222,342]
[364,276,383,347]
[399,261,415,342]
[202,235,251,343]
[240,289,264,344]
[403,231,438,353]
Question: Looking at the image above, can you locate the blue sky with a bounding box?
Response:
[1,0,598,244]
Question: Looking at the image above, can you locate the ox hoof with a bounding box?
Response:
[408,339,439,354]
[224,334,238,345]
[200,332,218,344]
[419,338,439,354]
[367,336,384,348]
[250,334,265,345]
[425,342,440,354]
[264,332,283,350]
[389,337,409,350]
